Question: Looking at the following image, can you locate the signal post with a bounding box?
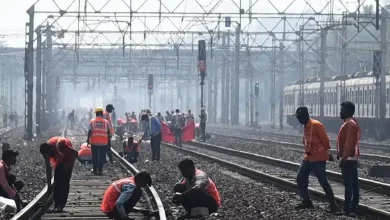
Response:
[148,74,153,109]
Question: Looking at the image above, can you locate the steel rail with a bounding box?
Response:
[212,133,390,162]
[11,124,67,220]
[12,124,167,220]
[187,140,390,196]
[162,142,390,220]
[210,126,390,152]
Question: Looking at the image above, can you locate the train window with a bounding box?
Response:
[359,90,362,103]
[387,88,390,103]
[369,90,372,104]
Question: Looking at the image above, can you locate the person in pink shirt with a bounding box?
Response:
[0,150,24,211]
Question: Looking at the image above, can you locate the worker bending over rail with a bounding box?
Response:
[140,114,162,161]
[101,171,156,219]
[0,150,24,212]
[294,106,340,214]
[338,101,361,217]
[78,143,92,164]
[173,159,220,220]
[87,107,111,176]
[40,137,78,213]
[122,137,140,163]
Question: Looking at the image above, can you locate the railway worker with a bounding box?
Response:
[0,150,24,212]
[173,159,220,219]
[140,114,162,161]
[165,111,172,122]
[87,107,111,176]
[294,106,340,214]
[101,171,156,219]
[40,137,78,213]
[78,143,92,164]
[338,101,361,217]
[104,104,115,164]
[156,111,165,123]
[171,109,185,147]
[186,109,194,125]
[199,108,207,142]
[123,137,140,163]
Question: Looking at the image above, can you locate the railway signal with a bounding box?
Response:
[148,74,153,90]
[255,83,259,96]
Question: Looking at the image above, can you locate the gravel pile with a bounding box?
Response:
[205,135,390,184]
[112,141,355,220]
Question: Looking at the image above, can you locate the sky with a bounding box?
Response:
[0,0,382,48]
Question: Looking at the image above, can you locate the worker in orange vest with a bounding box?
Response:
[123,137,140,163]
[173,159,220,219]
[294,106,340,214]
[40,137,78,213]
[104,104,115,163]
[78,143,92,164]
[337,101,361,217]
[87,107,111,176]
[101,171,156,219]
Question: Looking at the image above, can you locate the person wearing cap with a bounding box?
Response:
[294,106,339,214]
[40,137,78,213]
[140,114,162,161]
[0,149,24,211]
[101,171,156,219]
[338,101,361,217]
[87,107,112,175]
[104,104,115,163]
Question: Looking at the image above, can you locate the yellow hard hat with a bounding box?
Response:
[95,107,104,113]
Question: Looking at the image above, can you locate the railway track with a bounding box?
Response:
[161,141,390,220]
[12,124,166,220]
[209,125,390,153]
[210,132,390,163]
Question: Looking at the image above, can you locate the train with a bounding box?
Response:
[283,71,390,138]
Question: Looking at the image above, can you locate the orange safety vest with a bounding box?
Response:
[47,136,74,169]
[101,177,136,213]
[78,147,92,159]
[181,169,221,207]
[103,111,114,135]
[124,140,140,152]
[337,118,360,161]
[89,117,110,145]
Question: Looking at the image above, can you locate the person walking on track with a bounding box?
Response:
[294,106,340,214]
[337,101,361,217]
[140,114,162,161]
[104,104,115,163]
[40,136,78,213]
[87,107,112,176]
[101,171,156,219]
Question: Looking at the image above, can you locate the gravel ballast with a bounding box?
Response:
[112,140,357,220]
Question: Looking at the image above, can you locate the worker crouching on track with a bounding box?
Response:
[123,137,140,163]
[87,107,111,176]
[78,143,92,164]
[0,150,24,212]
[173,159,220,220]
[294,106,340,214]
[338,101,361,217]
[40,137,78,213]
[101,171,156,220]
